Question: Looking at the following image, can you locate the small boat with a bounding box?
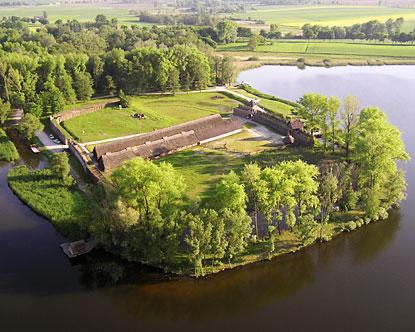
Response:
[60,238,97,258]
[30,144,40,154]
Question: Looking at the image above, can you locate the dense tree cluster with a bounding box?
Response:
[298,93,409,219]
[0,15,234,119]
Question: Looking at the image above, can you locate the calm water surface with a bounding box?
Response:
[1,66,415,331]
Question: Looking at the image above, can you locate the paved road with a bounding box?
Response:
[35,130,68,153]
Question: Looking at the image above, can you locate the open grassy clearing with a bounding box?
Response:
[230,5,415,33]
[156,148,246,199]
[218,40,415,58]
[63,92,239,143]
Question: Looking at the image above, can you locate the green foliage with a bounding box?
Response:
[17,113,44,141]
[354,107,410,219]
[7,166,93,239]
[0,99,11,125]
[50,152,73,186]
[118,90,130,108]
[0,129,19,161]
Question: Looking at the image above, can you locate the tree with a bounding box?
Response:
[40,79,65,116]
[354,107,409,218]
[241,163,268,239]
[212,171,247,213]
[184,212,211,276]
[118,90,130,108]
[279,160,320,226]
[341,96,360,158]
[0,99,11,125]
[318,169,339,223]
[327,96,341,152]
[261,166,295,234]
[167,67,180,95]
[18,113,43,141]
[73,71,93,101]
[216,21,238,44]
[248,33,260,51]
[51,152,73,185]
[222,208,252,262]
[111,158,186,221]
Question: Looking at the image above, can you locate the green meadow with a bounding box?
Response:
[63,92,239,143]
[218,40,415,58]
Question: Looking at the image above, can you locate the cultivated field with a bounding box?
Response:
[0,4,173,24]
[230,5,415,33]
[218,40,415,58]
[63,92,239,143]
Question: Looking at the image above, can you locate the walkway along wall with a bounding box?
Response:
[233,106,313,147]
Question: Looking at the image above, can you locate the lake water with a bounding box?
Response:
[1,66,415,331]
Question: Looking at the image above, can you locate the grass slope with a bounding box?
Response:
[64,92,239,142]
[0,129,19,162]
[7,166,93,239]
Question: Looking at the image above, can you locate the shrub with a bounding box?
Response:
[0,129,19,161]
[247,56,259,61]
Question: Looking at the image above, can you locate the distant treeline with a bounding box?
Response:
[0,15,234,118]
[301,18,414,42]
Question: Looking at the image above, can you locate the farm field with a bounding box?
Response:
[218,40,415,58]
[230,5,415,33]
[63,92,239,143]
[0,4,173,24]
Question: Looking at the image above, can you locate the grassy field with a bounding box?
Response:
[218,39,415,58]
[0,129,19,162]
[0,4,173,25]
[63,92,239,143]
[230,5,415,33]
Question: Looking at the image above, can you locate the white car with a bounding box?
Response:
[53,139,61,144]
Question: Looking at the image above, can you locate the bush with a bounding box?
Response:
[343,221,357,232]
[0,129,19,161]
[247,56,259,61]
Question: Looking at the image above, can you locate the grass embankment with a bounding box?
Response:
[7,166,94,239]
[63,92,239,142]
[0,129,19,162]
[229,5,415,33]
[63,97,118,111]
[231,85,300,118]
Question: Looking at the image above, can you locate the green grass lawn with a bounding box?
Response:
[0,129,19,162]
[156,148,246,199]
[218,40,415,58]
[63,92,239,143]
[230,5,415,33]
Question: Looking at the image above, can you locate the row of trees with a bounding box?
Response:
[301,18,411,42]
